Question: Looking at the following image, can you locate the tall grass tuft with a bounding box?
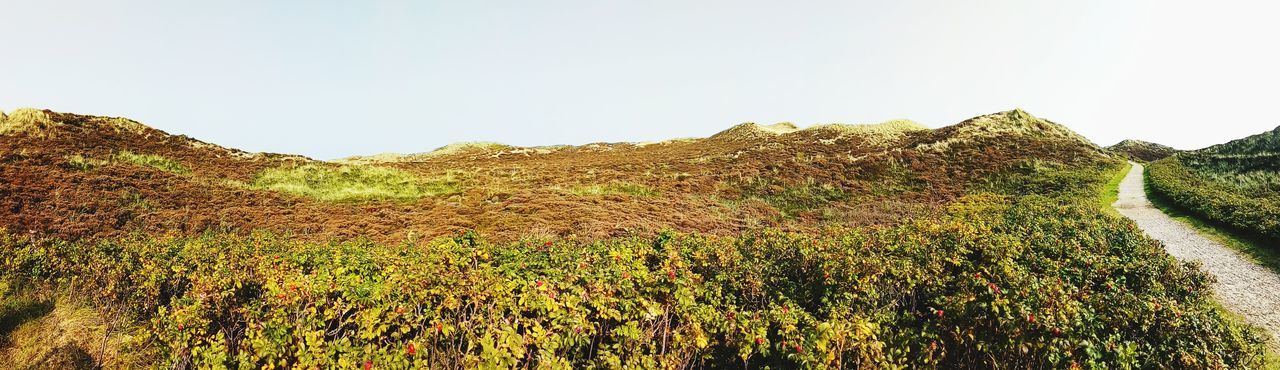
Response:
[113,151,191,175]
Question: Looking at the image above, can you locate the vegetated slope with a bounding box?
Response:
[1148,125,1280,242]
[2,108,1099,243]
[1107,139,1179,162]
[0,108,1267,368]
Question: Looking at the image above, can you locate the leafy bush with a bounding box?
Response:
[1148,157,1280,242]
[251,164,461,202]
[114,151,192,175]
[0,194,1264,368]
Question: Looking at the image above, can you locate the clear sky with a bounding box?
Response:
[2,1,1278,159]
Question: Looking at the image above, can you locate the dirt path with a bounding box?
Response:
[1114,162,1280,344]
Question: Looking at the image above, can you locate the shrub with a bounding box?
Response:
[1148,156,1280,242]
[251,164,461,202]
[0,194,1264,368]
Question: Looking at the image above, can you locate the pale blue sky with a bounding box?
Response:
[2,1,1278,159]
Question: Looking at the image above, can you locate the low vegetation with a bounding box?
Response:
[1147,127,1280,243]
[2,108,1271,368]
[250,164,462,202]
[1,193,1266,368]
[114,151,192,175]
[570,181,657,197]
[1148,157,1280,242]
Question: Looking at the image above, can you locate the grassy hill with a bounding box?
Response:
[0,108,1266,368]
[1148,126,1280,242]
[1107,139,1179,162]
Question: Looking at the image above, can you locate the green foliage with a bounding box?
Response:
[570,182,658,197]
[0,193,1265,368]
[251,164,461,202]
[1148,157,1280,242]
[114,151,191,175]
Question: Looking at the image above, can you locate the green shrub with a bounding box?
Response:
[1148,157,1280,242]
[251,164,461,202]
[114,151,191,175]
[0,193,1264,368]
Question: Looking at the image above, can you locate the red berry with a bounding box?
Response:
[668,270,676,280]
[974,272,982,279]
[536,280,543,288]
[435,322,443,334]
[755,337,763,345]
[936,309,944,319]
[1027,314,1035,323]
[407,342,417,356]
[363,361,373,370]
[794,344,803,353]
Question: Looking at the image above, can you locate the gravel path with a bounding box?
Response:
[1114,162,1280,344]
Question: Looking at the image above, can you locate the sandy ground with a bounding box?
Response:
[1114,162,1280,344]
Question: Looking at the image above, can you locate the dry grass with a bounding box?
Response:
[0,108,57,137]
[251,164,463,202]
[114,151,191,175]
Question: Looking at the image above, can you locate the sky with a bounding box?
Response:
[2,0,1278,159]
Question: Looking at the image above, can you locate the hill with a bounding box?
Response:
[1107,139,1179,162]
[0,108,1106,243]
[0,108,1264,368]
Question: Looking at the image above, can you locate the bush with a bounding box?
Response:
[251,164,461,202]
[1147,157,1280,242]
[0,195,1264,368]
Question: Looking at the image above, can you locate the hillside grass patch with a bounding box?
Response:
[114,151,191,175]
[1098,161,1132,216]
[251,164,461,202]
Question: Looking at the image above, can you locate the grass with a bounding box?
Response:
[1208,299,1280,369]
[737,177,850,218]
[0,108,56,137]
[569,182,657,197]
[114,151,191,175]
[64,155,107,171]
[1097,161,1132,217]
[251,164,462,202]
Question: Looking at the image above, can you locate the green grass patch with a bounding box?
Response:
[570,182,657,197]
[1097,161,1132,216]
[114,150,191,175]
[738,177,849,218]
[251,164,461,202]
